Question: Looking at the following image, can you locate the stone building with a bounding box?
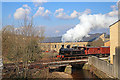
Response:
[104,41,110,46]
[40,33,110,52]
[110,20,120,64]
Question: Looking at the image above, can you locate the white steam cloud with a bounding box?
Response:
[62,13,118,42]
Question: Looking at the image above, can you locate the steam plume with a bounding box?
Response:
[62,14,118,42]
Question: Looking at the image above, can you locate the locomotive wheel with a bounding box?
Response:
[61,58,65,60]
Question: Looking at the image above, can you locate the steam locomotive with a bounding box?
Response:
[57,45,110,58]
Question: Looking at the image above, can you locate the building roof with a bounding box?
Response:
[80,33,103,42]
[41,36,62,43]
[109,20,120,27]
[41,33,104,43]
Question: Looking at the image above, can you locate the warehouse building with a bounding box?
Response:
[40,33,110,52]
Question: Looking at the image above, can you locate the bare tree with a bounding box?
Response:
[2,15,45,78]
[2,25,23,77]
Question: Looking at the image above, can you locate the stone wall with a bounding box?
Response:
[113,47,120,79]
[88,56,114,78]
[88,55,120,79]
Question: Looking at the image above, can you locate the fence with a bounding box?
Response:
[88,56,114,77]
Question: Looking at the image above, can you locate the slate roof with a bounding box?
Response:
[41,36,62,43]
[41,33,104,43]
[80,33,103,42]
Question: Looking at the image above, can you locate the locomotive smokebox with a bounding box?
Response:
[67,45,70,48]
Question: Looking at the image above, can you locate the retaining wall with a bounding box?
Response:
[88,56,114,78]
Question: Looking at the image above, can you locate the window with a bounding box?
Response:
[55,45,56,48]
[87,45,91,46]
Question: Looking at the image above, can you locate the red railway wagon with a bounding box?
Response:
[85,47,100,55]
[85,46,110,56]
[100,46,110,54]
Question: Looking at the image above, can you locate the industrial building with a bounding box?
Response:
[110,20,120,64]
[40,33,110,52]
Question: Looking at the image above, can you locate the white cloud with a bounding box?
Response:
[14,4,31,20]
[32,0,47,7]
[34,7,51,17]
[55,8,64,14]
[108,10,118,16]
[54,8,91,20]
[83,9,91,14]
[108,5,118,16]
[23,4,31,10]
[70,10,79,18]
[54,8,79,19]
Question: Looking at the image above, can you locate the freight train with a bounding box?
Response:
[57,45,110,58]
